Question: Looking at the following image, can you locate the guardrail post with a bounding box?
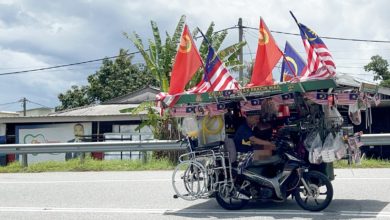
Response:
[21,154,28,167]
[80,152,85,164]
[142,151,147,164]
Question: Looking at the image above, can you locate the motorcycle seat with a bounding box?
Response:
[248,155,281,167]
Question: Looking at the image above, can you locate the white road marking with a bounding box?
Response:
[0,179,171,184]
[1,177,390,184]
[0,207,389,217]
[336,177,390,180]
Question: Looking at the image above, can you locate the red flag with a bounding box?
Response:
[168,25,202,95]
[250,18,282,86]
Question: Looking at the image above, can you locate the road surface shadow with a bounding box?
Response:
[165,198,389,219]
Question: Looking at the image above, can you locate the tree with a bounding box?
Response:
[125,16,246,163]
[56,85,92,111]
[364,55,390,87]
[56,49,157,111]
[125,15,246,92]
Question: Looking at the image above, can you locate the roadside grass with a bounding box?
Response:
[334,158,390,168]
[1,157,390,173]
[0,157,176,173]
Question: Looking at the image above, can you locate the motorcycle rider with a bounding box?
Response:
[233,113,276,159]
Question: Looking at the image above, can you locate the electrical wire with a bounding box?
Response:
[243,26,390,43]
[27,100,51,108]
[0,101,20,106]
[1,25,390,77]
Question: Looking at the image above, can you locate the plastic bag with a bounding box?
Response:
[308,133,323,164]
[304,131,318,150]
[334,132,347,159]
[348,102,361,125]
[322,133,336,163]
[323,106,344,129]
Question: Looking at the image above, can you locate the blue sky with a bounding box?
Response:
[0,0,389,111]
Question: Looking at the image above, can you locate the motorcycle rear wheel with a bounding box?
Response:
[215,186,249,210]
[294,171,333,211]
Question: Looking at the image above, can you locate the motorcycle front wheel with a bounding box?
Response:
[294,171,333,211]
[215,185,249,210]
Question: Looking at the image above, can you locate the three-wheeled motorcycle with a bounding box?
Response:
[165,79,363,211]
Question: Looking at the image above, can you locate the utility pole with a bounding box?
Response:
[22,97,27,116]
[21,97,28,167]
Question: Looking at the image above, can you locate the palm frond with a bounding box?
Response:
[172,15,186,45]
[218,41,246,62]
[211,30,228,51]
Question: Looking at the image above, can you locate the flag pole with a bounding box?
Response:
[289,11,335,77]
[289,11,300,26]
[197,27,247,102]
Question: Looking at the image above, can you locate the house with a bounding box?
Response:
[0,86,160,165]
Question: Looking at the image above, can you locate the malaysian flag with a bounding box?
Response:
[305,92,329,105]
[189,46,240,93]
[170,106,196,117]
[272,93,295,105]
[240,99,262,112]
[156,92,181,108]
[207,103,227,116]
[336,93,359,105]
[290,12,336,80]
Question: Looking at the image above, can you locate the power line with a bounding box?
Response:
[243,26,390,43]
[0,101,20,106]
[1,25,390,77]
[0,51,142,76]
[27,100,51,108]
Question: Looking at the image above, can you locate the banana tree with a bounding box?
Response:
[125,15,246,91]
[125,15,246,162]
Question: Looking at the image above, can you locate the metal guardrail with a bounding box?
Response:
[0,140,186,154]
[361,134,390,146]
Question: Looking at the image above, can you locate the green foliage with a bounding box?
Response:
[56,85,93,111]
[334,158,390,169]
[0,157,175,173]
[127,15,246,91]
[56,49,158,111]
[124,15,186,92]
[88,49,157,102]
[364,55,390,87]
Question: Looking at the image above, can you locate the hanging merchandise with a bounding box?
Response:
[322,133,336,163]
[240,99,262,112]
[305,92,329,105]
[348,102,361,125]
[199,115,225,145]
[347,134,363,165]
[277,104,290,118]
[373,93,381,106]
[272,93,295,105]
[171,106,196,117]
[207,103,228,116]
[323,105,343,129]
[335,92,359,106]
[181,117,199,138]
[321,132,347,163]
[327,94,335,107]
[308,133,323,164]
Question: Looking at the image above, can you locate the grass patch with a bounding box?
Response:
[0,157,176,173]
[1,157,390,173]
[334,158,390,169]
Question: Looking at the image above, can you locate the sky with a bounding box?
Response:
[0,0,389,112]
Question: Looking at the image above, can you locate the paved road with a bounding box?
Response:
[0,169,390,219]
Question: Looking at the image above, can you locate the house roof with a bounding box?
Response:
[0,104,146,123]
[103,86,160,104]
[50,104,139,116]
